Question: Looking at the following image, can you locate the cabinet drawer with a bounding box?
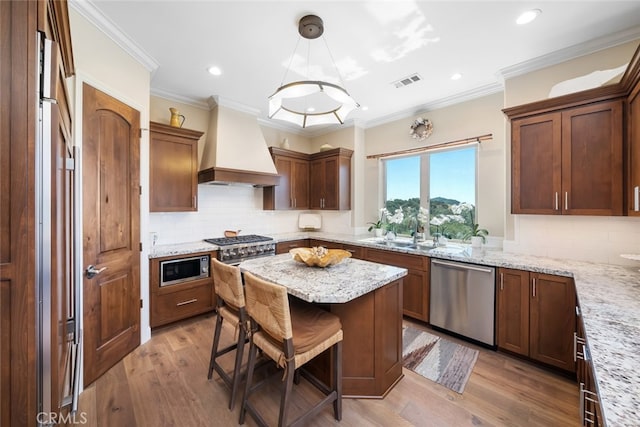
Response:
[151,283,214,328]
[276,239,309,254]
[341,244,364,259]
[366,248,427,271]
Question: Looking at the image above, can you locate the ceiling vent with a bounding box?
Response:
[393,73,422,88]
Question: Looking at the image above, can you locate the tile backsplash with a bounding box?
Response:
[149,184,353,245]
[150,186,640,267]
[503,215,640,266]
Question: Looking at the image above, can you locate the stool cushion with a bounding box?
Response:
[289,300,341,354]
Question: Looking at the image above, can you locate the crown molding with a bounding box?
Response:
[208,95,263,116]
[151,88,210,109]
[364,82,504,130]
[69,0,159,73]
[499,26,640,80]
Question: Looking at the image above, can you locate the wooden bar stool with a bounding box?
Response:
[207,259,249,410]
[240,272,343,427]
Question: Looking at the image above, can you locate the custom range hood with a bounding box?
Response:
[198,98,280,187]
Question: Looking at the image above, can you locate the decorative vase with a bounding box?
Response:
[169,107,185,128]
[471,236,483,248]
[374,228,383,237]
[385,230,396,241]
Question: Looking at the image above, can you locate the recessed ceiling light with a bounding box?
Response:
[516,9,541,25]
[207,66,222,76]
[451,73,462,81]
[306,107,316,113]
[361,106,369,111]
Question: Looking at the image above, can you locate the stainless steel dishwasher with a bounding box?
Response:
[430,259,496,346]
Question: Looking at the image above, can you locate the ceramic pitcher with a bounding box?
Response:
[169,107,185,128]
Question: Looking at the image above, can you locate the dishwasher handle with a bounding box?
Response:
[431,259,494,274]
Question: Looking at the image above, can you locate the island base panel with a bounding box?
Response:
[305,278,404,398]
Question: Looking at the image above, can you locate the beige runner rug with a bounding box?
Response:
[402,325,479,394]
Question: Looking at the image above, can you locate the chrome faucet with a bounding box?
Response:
[412,216,424,244]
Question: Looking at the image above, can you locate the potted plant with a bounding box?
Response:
[367,209,386,237]
[385,207,404,240]
[464,223,489,248]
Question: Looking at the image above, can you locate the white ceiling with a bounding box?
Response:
[72,1,640,133]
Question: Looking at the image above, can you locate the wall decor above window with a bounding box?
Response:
[409,117,433,141]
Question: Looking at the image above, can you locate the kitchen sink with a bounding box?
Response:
[429,244,467,254]
[382,240,418,249]
[358,237,466,253]
[359,238,435,251]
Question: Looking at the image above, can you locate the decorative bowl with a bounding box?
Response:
[290,247,351,268]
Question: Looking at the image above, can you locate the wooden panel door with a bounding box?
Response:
[309,159,324,209]
[273,156,293,209]
[1,2,38,424]
[374,278,403,395]
[82,84,141,386]
[149,122,202,212]
[561,100,623,215]
[402,270,429,322]
[497,268,529,356]
[321,157,339,210]
[529,273,576,372]
[291,158,310,209]
[628,82,640,216]
[511,112,562,214]
[365,248,428,322]
[263,148,310,210]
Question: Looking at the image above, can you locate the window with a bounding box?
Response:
[383,145,477,240]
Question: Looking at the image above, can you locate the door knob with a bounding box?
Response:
[85,265,107,279]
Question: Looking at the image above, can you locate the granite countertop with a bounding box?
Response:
[150,231,640,426]
[238,253,407,303]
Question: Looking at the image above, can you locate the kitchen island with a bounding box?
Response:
[239,253,408,398]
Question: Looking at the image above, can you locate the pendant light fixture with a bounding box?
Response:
[268,14,359,128]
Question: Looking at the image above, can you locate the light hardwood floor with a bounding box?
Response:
[76,313,580,426]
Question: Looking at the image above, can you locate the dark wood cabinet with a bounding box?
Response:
[309,148,352,210]
[529,272,576,371]
[628,68,640,216]
[149,122,203,212]
[576,310,604,426]
[510,100,623,215]
[305,278,404,398]
[2,1,76,422]
[149,252,216,328]
[561,101,623,215]
[263,148,309,210]
[341,243,364,259]
[511,112,562,214]
[497,268,530,356]
[497,268,576,372]
[275,239,309,254]
[264,147,352,211]
[365,248,430,322]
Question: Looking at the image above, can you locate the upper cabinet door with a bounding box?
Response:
[149,122,203,212]
[272,156,293,209]
[511,112,562,214]
[291,158,310,210]
[561,100,623,216]
[263,148,310,210]
[309,148,352,210]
